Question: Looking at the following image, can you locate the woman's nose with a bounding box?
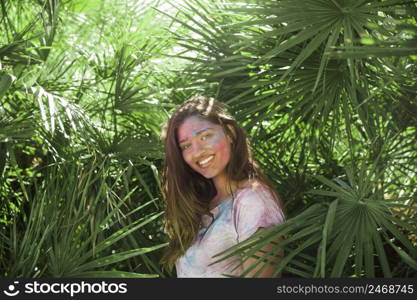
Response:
[191,141,206,159]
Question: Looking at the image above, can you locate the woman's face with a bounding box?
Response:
[177,115,232,179]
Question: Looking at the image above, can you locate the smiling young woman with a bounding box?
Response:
[159,96,285,278]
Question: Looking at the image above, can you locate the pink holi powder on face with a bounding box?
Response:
[177,116,231,181]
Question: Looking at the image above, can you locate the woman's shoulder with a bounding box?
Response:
[232,178,284,241]
[236,178,271,196]
[232,179,279,210]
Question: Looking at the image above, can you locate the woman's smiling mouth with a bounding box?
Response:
[197,155,215,168]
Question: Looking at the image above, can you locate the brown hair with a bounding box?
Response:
[159,96,284,272]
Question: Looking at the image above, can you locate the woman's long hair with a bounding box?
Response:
[159,96,284,272]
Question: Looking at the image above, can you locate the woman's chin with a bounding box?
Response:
[197,170,216,179]
[200,172,214,179]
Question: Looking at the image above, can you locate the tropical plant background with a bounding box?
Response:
[0,0,416,278]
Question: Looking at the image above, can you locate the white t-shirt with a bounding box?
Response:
[175,180,285,277]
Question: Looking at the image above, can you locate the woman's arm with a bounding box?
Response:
[242,227,284,278]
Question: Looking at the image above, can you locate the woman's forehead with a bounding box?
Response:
[177,116,220,139]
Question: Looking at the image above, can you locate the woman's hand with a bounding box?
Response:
[242,227,284,278]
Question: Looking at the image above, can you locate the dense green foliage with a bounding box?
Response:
[0,0,416,278]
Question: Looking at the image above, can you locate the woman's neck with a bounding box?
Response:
[210,175,250,209]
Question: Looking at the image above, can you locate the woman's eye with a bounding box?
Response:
[181,144,190,151]
[201,133,211,140]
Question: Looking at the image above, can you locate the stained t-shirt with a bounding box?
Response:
[175,180,285,278]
